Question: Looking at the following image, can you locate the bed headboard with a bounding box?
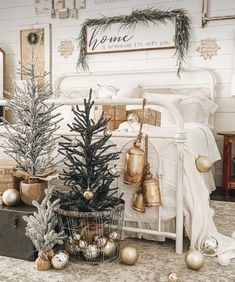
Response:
[54,68,216,101]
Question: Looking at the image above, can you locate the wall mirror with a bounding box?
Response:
[0,48,5,119]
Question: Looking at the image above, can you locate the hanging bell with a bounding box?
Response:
[132,190,145,213]
[123,140,145,185]
[143,165,161,207]
[195,156,212,173]
[142,135,161,207]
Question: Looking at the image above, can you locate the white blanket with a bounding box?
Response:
[184,149,235,266]
[117,122,235,266]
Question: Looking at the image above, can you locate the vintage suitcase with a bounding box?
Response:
[0,205,36,261]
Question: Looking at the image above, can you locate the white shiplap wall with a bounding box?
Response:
[1,0,235,185]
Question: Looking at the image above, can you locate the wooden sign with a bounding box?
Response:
[20,24,51,81]
[86,21,175,54]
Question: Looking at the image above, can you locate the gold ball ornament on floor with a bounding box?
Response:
[103,239,117,257]
[185,249,204,270]
[168,272,178,282]
[195,156,212,173]
[200,236,218,256]
[120,245,139,265]
[51,251,69,269]
[2,188,20,206]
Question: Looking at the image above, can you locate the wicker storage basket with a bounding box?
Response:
[0,160,18,195]
[93,105,126,131]
[127,108,161,126]
[56,202,125,264]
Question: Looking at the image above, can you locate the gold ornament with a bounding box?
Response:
[73,233,81,242]
[83,190,94,200]
[2,189,20,206]
[95,236,108,248]
[132,190,145,213]
[83,244,100,260]
[65,241,79,256]
[185,249,204,270]
[200,236,218,256]
[168,272,178,282]
[51,251,69,269]
[109,167,117,176]
[71,139,78,147]
[109,231,120,241]
[78,240,88,250]
[120,245,139,265]
[103,239,116,257]
[142,135,161,207]
[195,156,212,173]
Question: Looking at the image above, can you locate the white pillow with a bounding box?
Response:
[115,85,143,98]
[96,85,118,99]
[180,96,218,126]
[144,93,182,126]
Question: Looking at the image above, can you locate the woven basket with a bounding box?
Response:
[56,202,125,264]
[127,108,161,126]
[0,160,18,195]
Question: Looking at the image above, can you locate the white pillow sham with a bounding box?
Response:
[96,84,143,99]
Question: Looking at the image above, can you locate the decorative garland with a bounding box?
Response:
[77,8,190,76]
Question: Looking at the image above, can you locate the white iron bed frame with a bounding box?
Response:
[0,68,216,254]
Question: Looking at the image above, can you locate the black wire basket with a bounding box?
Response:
[56,201,125,264]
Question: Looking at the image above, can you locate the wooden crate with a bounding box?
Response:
[0,160,18,195]
[126,108,161,126]
[93,105,126,131]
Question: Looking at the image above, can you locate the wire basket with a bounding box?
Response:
[56,202,125,264]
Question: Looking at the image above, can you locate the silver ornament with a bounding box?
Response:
[104,129,112,137]
[2,189,20,206]
[103,239,116,257]
[109,167,117,176]
[127,113,139,123]
[51,251,69,269]
[73,233,81,242]
[83,190,94,200]
[109,231,119,241]
[83,244,100,260]
[195,156,212,173]
[120,245,139,265]
[168,272,178,282]
[95,236,108,248]
[71,139,78,147]
[200,236,218,256]
[185,249,204,270]
[78,240,87,250]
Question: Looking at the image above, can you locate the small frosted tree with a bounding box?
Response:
[1,61,61,178]
[23,186,66,253]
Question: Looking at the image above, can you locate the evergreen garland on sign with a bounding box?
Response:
[1,62,62,177]
[23,187,67,252]
[57,90,123,212]
[77,8,190,76]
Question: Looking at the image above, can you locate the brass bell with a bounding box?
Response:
[132,190,145,213]
[123,140,145,185]
[143,168,161,207]
[142,135,161,207]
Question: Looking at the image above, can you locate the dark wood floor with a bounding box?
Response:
[211,187,235,202]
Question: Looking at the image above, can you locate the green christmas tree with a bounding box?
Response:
[1,61,61,177]
[58,91,123,212]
